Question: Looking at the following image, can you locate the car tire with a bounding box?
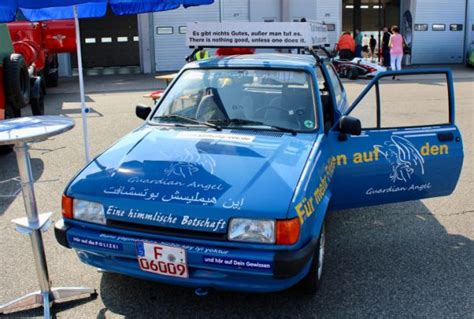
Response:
[3,53,30,109]
[31,88,45,116]
[347,67,358,80]
[298,222,326,294]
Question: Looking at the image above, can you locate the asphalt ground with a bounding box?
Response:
[0,69,472,318]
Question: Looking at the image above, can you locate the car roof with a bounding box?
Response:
[185,53,318,70]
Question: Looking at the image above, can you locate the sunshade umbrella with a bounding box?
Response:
[1,0,214,163]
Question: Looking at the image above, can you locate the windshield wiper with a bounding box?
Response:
[155,114,222,131]
[211,118,297,135]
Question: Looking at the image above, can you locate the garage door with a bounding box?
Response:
[73,9,139,68]
[411,0,467,64]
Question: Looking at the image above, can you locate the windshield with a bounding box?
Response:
[151,69,317,132]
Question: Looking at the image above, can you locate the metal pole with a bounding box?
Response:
[73,5,91,164]
[378,0,382,63]
[0,118,96,317]
[14,143,51,294]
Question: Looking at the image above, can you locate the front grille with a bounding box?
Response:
[106,220,227,241]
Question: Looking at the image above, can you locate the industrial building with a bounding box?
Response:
[61,0,474,74]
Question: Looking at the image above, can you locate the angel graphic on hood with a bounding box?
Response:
[376,136,425,183]
[163,148,216,179]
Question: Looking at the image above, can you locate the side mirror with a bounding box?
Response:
[136,104,152,120]
[338,115,361,141]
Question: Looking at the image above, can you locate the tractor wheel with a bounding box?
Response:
[45,55,59,88]
[31,90,45,116]
[3,53,31,109]
[46,70,59,88]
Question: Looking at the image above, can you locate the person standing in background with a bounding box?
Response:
[369,35,377,61]
[382,26,391,67]
[362,34,370,58]
[389,26,404,79]
[336,31,356,60]
[195,47,209,61]
[354,29,363,58]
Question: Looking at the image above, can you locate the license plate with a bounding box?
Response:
[136,241,188,278]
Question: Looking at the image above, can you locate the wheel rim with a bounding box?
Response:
[317,225,326,280]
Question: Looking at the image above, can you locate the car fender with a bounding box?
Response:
[308,189,331,241]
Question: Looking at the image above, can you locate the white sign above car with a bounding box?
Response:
[186,22,328,48]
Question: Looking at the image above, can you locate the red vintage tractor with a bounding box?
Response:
[0,20,76,120]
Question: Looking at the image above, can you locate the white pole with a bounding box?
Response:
[73,5,91,163]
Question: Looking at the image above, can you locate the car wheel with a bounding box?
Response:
[3,53,31,109]
[347,67,358,80]
[299,222,326,294]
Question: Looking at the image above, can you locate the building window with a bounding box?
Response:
[156,26,173,35]
[432,24,446,31]
[325,24,336,31]
[414,24,428,31]
[263,18,275,22]
[178,26,187,34]
[449,24,463,31]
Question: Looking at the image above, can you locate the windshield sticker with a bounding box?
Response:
[177,131,255,143]
[105,205,227,233]
[295,157,336,224]
[203,256,272,271]
[304,120,314,129]
[70,235,123,251]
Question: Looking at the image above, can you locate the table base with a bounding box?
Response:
[0,287,96,317]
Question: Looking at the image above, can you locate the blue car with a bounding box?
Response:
[55,53,464,294]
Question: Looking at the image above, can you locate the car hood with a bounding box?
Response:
[67,126,316,233]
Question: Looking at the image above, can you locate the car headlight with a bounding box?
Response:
[73,199,106,225]
[228,218,275,244]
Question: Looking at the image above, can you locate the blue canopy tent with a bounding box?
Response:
[0,0,213,163]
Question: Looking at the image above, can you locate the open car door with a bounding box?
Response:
[328,69,464,210]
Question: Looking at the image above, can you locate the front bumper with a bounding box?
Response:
[55,219,317,293]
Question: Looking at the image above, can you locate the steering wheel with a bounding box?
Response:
[254,106,288,119]
[254,106,303,130]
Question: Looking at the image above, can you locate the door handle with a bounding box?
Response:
[437,132,454,142]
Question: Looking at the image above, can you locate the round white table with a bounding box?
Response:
[0,116,95,318]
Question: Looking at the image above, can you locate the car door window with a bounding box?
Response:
[324,62,344,107]
[348,73,451,129]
